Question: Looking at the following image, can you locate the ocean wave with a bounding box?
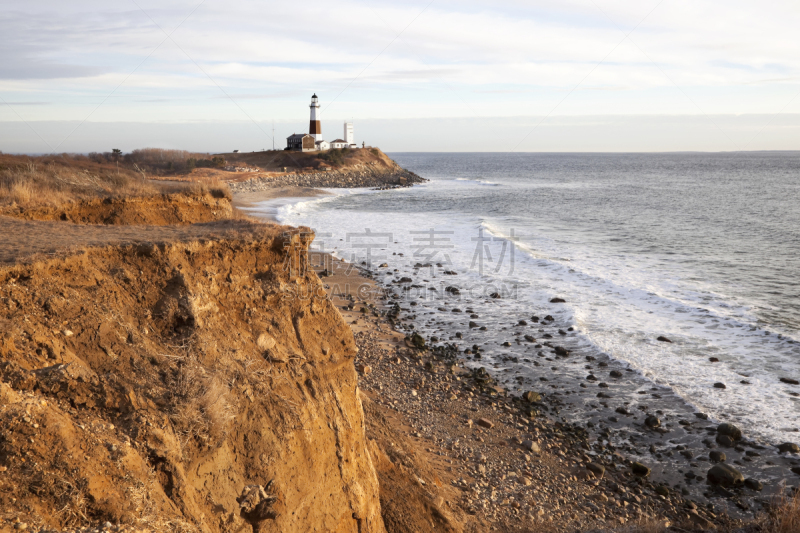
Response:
[454,177,501,186]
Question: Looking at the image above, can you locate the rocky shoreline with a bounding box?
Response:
[324,260,739,532]
[228,165,427,193]
[326,254,800,532]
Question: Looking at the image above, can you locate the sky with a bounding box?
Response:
[1,0,800,153]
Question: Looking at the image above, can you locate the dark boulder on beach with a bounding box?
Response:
[656,336,672,343]
[708,464,744,487]
[409,333,426,349]
[631,462,651,477]
[709,451,726,463]
[610,370,623,378]
[778,442,800,454]
[554,346,569,356]
[531,316,539,322]
[469,321,479,329]
[489,292,501,299]
[399,276,413,283]
[713,382,727,389]
[780,377,800,385]
[709,357,719,362]
[716,435,734,447]
[550,297,566,303]
[645,415,661,428]
[524,335,536,342]
[544,315,554,321]
[522,391,542,403]
[718,422,743,441]
[745,478,763,491]
[518,319,527,325]
[445,286,460,295]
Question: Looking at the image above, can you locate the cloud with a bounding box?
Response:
[1,101,50,106]
[0,0,799,149]
[0,61,103,80]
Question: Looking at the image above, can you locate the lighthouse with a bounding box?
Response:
[309,94,321,142]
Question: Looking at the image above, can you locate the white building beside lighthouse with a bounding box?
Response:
[286,94,356,151]
[344,122,354,146]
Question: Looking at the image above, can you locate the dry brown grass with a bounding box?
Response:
[617,518,670,533]
[0,153,157,208]
[760,489,800,533]
[223,146,398,172]
[188,178,232,201]
[168,361,236,450]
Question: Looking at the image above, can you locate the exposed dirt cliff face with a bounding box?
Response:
[0,229,384,532]
[1,190,233,226]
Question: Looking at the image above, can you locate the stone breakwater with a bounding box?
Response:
[229,165,427,192]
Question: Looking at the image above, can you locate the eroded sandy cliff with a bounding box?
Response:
[0,228,383,532]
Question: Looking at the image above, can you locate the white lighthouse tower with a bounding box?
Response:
[309,94,321,142]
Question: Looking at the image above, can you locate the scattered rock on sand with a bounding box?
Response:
[610,370,623,378]
[713,382,727,389]
[708,464,744,487]
[586,463,605,479]
[656,336,672,343]
[778,442,800,454]
[690,512,716,530]
[550,297,566,303]
[477,418,494,429]
[780,377,800,385]
[522,440,540,453]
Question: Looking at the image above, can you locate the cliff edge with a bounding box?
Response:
[0,226,384,532]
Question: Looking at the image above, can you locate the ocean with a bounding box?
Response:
[272,152,800,446]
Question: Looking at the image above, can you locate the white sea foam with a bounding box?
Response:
[454,177,501,186]
[273,177,800,444]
